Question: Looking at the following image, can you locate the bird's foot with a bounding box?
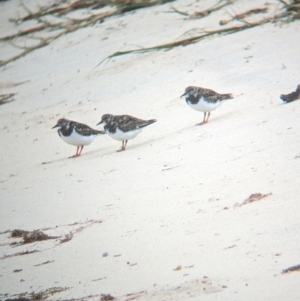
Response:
[196,121,207,126]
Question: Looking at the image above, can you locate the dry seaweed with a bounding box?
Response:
[282,264,300,274]
[23,230,58,244]
[34,260,54,266]
[0,9,113,66]
[236,192,272,207]
[95,2,299,68]
[2,250,39,259]
[19,0,107,21]
[13,269,23,273]
[59,232,73,243]
[1,0,299,67]
[280,84,300,103]
[10,229,58,244]
[0,0,174,67]
[0,93,15,105]
[170,0,234,19]
[17,0,173,21]
[114,0,174,13]
[94,21,268,68]
[100,294,115,301]
[2,287,69,301]
[219,7,268,25]
[5,297,30,301]
[278,0,300,19]
[30,287,69,300]
[1,220,103,260]
[11,229,27,237]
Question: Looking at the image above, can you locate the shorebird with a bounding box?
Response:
[97,114,156,152]
[181,86,233,125]
[52,118,105,158]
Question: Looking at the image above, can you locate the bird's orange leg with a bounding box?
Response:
[117,141,126,152]
[204,112,211,123]
[69,146,83,158]
[70,146,79,158]
[196,112,208,125]
[78,145,84,156]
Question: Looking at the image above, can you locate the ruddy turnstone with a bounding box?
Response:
[181,86,233,125]
[97,114,156,152]
[52,118,105,158]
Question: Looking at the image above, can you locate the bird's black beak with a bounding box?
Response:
[52,124,59,129]
[180,92,186,98]
[96,120,103,126]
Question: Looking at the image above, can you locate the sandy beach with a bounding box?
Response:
[1,0,300,300]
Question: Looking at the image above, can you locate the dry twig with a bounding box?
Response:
[220,7,268,25]
[94,20,272,68]
[0,0,174,67]
[0,0,299,67]
[170,0,234,19]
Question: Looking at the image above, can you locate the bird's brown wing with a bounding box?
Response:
[203,88,232,103]
[74,122,104,136]
[114,115,141,132]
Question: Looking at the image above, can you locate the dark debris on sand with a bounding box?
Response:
[4,287,69,301]
[5,297,30,301]
[235,192,272,207]
[11,229,27,237]
[11,229,58,244]
[0,93,15,105]
[100,294,115,301]
[280,84,300,103]
[282,264,300,274]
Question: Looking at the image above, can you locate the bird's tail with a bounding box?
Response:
[220,93,233,101]
[95,130,106,135]
[140,119,157,129]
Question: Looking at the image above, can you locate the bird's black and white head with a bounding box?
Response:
[180,86,196,98]
[52,118,69,129]
[97,114,114,126]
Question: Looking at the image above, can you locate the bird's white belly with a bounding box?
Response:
[187,96,221,112]
[59,129,96,146]
[106,128,142,141]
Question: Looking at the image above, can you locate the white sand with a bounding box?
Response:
[1,0,300,300]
